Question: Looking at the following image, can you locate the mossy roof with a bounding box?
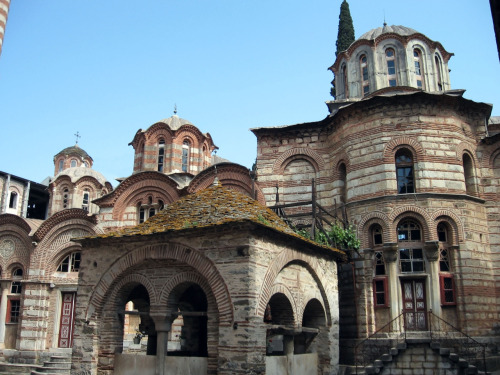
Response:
[85,182,345,259]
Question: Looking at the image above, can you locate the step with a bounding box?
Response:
[43,361,71,369]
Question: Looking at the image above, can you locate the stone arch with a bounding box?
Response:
[383,137,425,163]
[455,142,478,163]
[273,148,324,174]
[257,251,333,326]
[266,283,298,326]
[358,212,391,249]
[85,243,233,325]
[390,208,432,243]
[105,273,158,309]
[431,210,464,244]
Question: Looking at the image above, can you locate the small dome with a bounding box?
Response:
[53,167,108,186]
[158,115,193,131]
[54,144,92,161]
[358,25,419,41]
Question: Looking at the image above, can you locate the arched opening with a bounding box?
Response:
[265,293,295,356]
[8,191,18,209]
[167,283,208,357]
[395,148,415,194]
[295,298,326,355]
[413,49,425,89]
[120,284,155,356]
[360,54,370,96]
[182,140,190,173]
[386,48,397,87]
[463,153,478,196]
[338,163,347,203]
[157,139,165,172]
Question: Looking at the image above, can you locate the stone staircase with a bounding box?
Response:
[30,353,72,375]
[352,339,488,375]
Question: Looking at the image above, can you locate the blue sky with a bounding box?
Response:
[0,1,498,185]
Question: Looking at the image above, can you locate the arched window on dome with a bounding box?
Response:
[395,149,415,194]
[158,139,165,172]
[82,189,90,211]
[182,140,190,173]
[342,63,349,98]
[70,159,77,168]
[360,55,370,96]
[63,188,70,209]
[435,55,443,91]
[58,159,64,173]
[413,49,425,89]
[385,48,397,87]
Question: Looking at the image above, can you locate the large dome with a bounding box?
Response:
[358,25,419,41]
[158,114,194,131]
[53,167,109,186]
[54,144,92,161]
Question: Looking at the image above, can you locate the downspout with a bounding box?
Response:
[1,174,10,213]
[22,181,30,218]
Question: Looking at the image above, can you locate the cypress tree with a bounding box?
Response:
[335,0,355,57]
[331,0,355,97]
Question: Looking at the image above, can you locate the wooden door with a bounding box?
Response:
[401,279,427,331]
[58,292,76,348]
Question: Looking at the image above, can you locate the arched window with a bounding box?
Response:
[371,224,383,247]
[9,191,18,209]
[58,159,64,173]
[397,220,425,273]
[63,188,69,209]
[182,140,190,173]
[463,153,477,195]
[437,222,456,305]
[70,159,77,168]
[157,139,165,172]
[57,252,81,272]
[342,63,349,98]
[84,161,89,168]
[413,49,425,89]
[435,55,443,91]
[338,163,347,203]
[137,198,163,224]
[82,189,90,211]
[360,55,370,96]
[386,48,397,87]
[11,268,23,294]
[395,149,415,194]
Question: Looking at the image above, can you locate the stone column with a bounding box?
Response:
[150,315,171,375]
[383,243,400,326]
[424,241,440,319]
[0,280,10,348]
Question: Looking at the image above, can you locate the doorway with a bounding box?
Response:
[401,279,427,331]
[58,292,76,348]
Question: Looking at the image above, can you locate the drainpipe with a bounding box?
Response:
[22,181,30,218]
[1,174,10,213]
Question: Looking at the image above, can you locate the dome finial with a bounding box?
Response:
[383,10,387,27]
[173,104,177,115]
[74,131,81,145]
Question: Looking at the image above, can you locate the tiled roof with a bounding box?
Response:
[86,182,345,258]
[54,144,91,160]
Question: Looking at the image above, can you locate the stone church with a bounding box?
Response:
[1,2,500,374]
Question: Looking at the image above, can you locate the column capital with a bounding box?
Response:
[424,241,439,262]
[382,242,398,263]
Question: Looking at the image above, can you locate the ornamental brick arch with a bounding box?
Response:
[431,210,464,244]
[455,141,478,163]
[46,244,82,275]
[85,243,234,324]
[390,207,432,243]
[358,212,391,249]
[94,172,181,220]
[257,251,333,326]
[382,137,425,163]
[481,146,500,171]
[104,273,158,310]
[143,123,174,144]
[187,163,266,205]
[272,147,325,174]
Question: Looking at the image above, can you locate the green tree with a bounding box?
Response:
[332,0,355,97]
